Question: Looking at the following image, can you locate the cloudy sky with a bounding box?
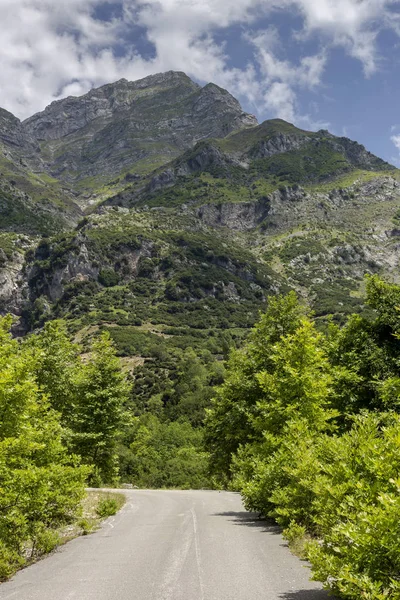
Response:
[1,0,400,164]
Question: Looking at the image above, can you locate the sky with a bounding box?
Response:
[1,1,400,164]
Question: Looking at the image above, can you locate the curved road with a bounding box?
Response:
[0,490,331,600]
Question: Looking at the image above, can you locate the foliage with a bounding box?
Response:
[96,497,121,518]
[99,268,120,288]
[205,292,305,478]
[30,324,130,485]
[78,491,125,534]
[66,333,128,484]
[303,414,400,598]
[328,275,400,413]
[0,316,89,580]
[206,279,400,599]
[118,414,210,489]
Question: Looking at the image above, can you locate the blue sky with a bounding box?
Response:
[2,1,400,164]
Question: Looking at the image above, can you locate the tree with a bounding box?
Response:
[72,332,130,484]
[233,318,337,515]
[29,323,131,485]
[205,292,304,479]
[27,320,81,420]
[329,275,400,413]
[0,316,88,579]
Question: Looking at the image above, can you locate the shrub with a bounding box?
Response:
[95,494,125,518]
[98,268,120,288]
[31,528,60,559]
[307,413,400,599]
[207,283,400,598]
[96,498,120,518]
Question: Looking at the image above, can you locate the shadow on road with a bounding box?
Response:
[279,590,332,600]
[212,511,281,534]
[213,511,335,599]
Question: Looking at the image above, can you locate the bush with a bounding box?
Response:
[0,543,24,582]
[31,528,60,559]
[98,268,120,288]
[95,494,125,518]
[307,413,400,599]
[96,498,120,518]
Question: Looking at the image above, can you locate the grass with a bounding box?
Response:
[51,490,126,542]
[305,169,393,193]
[1,490,126,582]
[75,491,126,534]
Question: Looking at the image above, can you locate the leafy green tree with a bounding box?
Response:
[206,280,400,598]
[119,414,209,489]
[27,320,81,419]
[329,275,400,414]
[233,318,337,515]
[308,413,400,599]
[0,316,88,579]
[254,319,337,435]
[205,292,305,479]
[28,323,130,485]
[72,332,130,484]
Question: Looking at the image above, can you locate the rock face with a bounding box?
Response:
[252,133,308,159]
[197,197,270,230]
[0,71,259,229]
[0,252,26,315]
[0,71,393,220]
[0,108,39,155]
[22,72,258,183]
[24,72,199,141]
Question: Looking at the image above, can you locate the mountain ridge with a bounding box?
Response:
[0,71,399,344]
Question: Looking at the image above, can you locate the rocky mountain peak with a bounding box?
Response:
[15,72,258,190]
[22,71,200,142]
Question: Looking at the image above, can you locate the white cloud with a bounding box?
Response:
[242,28,327,125]
[249,30,327,89]
[391,133,400,150]
[263,82,297,122]
[0,0,398,127]
[290,0,399,75]
[390,133,400,165]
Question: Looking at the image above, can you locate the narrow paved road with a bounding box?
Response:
[0,490,331,600]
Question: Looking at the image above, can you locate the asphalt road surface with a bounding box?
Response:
[0,490,332,600]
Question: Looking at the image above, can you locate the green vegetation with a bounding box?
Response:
[25,210,280,336]
[0,318,130,579]
[95,494,125,518]
[0,184,62,234]
[74,490,125,535]
[253,140,351,183]
[119,415,210,489]
[132,120,394,213]
[0,316,88,580]
[0,308,218,580]
[206,276,400,599]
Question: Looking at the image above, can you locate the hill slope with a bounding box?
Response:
[1,72,400,405]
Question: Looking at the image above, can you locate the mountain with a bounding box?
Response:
[22,71,257,205]
[108,118,394,209]
[1,71,400,354]
[0,108,81,234]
